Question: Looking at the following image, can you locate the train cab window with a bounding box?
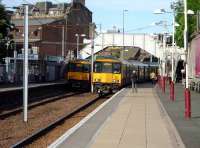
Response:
[83,64,90,73]
[113,63,121,74]
[69,63,82,72]
[94,62,102,73]
[94,62,112,73]
[102,63,112,73]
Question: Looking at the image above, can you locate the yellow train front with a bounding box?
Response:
[92,58,129,94]
[66,59,91,88]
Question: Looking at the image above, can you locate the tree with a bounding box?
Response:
[0,4,11,63]
[174,0,200,47]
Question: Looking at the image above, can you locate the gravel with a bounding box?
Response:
[27,98,107,148]
[0,92,97,148]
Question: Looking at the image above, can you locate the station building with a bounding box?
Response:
[0,0,93,84]
[11,0,92,61]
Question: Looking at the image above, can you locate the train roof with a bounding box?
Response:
[120,60,148,67]
[93,56,155,67]
[69,59,90,64]
[95,58,120,63]
[128,60,149,67]
[94,58,150,67]
[95,56,120,63]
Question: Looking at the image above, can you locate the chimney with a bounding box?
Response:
[73,0,85,6]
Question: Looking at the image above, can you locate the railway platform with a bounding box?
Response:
[49,84,184,148]
[157,83,200,148]
[0,80,67,93]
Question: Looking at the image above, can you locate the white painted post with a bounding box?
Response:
[122,11,125,60]
[62,26,65,58]
[101,33,104,50]
[23,4,29,122]
[163,33,166,77]
[121,10,128,60]
[184,0,189,89]
[76,34,79,59]
[91,23,94,93]
[172,11,175,82]
[14,43,17,75]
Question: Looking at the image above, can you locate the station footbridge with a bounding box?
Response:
[80,32,185,61]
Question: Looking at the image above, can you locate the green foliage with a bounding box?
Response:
[0,4,9,38]
[174,0,200,47]
[0,4,10,62]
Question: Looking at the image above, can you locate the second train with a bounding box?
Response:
[65,56,158,93]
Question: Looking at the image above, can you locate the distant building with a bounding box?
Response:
[11,0,92,61]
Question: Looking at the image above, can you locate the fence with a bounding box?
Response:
[0,61,65,84]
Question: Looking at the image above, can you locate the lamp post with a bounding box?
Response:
[153,8,179,99]
[154,5,194,118]
[121,9,128,61]
[90,23,95,93]
[23,4,29,122]
[151,21,169,93]
[75,34,86,59]
[62,26,65,58]
[184,0,191,119]
[171,10,176,101]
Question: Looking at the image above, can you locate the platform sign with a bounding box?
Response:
[196,38,200,77]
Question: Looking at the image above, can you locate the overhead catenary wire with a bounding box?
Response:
[125,25,155,33]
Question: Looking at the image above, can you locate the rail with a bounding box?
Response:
[11,94,109,148]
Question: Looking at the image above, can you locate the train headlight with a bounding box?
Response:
[112,79,116,83]
[95,79,101,82]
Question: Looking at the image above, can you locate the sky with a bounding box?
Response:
[2,0,173,34]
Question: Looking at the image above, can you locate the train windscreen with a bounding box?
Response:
[94,62,121,73]
[68,63,90,73]
[113,63,121,74]
[69,63,82,72]
[83,64,90,73]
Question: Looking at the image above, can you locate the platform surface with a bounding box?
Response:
[0,80,67,93]
[157,83,200,148]
[50,86,184,148]
[89,88,182,148]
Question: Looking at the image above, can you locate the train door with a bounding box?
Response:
[137,66,140,81]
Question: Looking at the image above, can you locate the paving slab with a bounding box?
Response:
[156,83,200,148]
[0,80,67,93]
[50,84,184,148]
[90,86,183,148]
[50,89,129,148]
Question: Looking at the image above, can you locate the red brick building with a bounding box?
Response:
[11,0,92,61]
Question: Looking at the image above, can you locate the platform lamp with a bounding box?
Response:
[153,8,180,100]
[154,3,195,119]
[75,34,86,59]
[121,9,128,61]
[183,0,195,119]
[151,21,169,93]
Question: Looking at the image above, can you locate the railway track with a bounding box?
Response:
[11,94,110,148]
[0,91,85,119]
